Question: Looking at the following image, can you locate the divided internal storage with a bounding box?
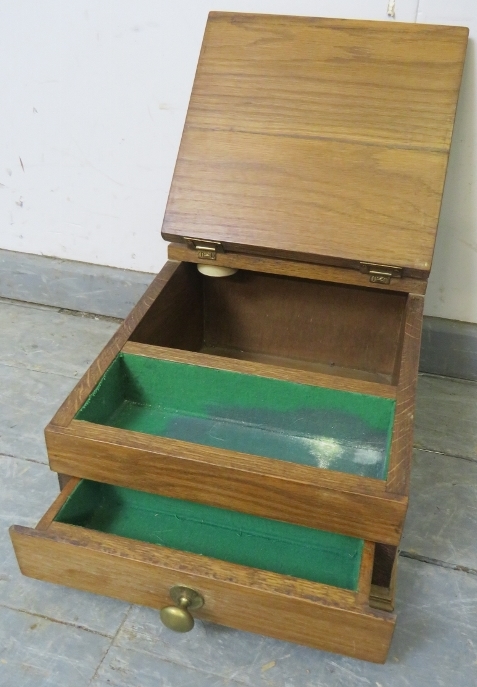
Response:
[45,261,417,545]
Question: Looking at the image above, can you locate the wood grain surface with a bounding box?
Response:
[36,478,79,530]
[164,128,448,275]
[130,261,203,350]
[167,243,428,294]
[44,260,413,539]
[387,294,425,494]
[46,421,407,544]
[10,520,395,662]
[122,342,396,398]
[129,262,408,384]
[201,269,405,381]
[47,261,181,428]
[189,14,467,150]
[370,583,396,614]
[162,13,468,275]
[357,542,375,605]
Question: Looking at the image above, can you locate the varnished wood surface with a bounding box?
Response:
[10,519,395,662]
[51,421,398,497]
[168,243,428,295]
[44,260,413,540]
[46,421,407,544]
[356,542,375,606]
[129,263,407,383]
[190,14,467,150]
[57,473,72,491]
[163,128,448,276]
[36,478,79,531]
[130,261,203,350]
[122,342,397,399]
[162,13,468,275]
[48,261,181,428]
[370,584,396,614]
[387,294,425,494]
[199,347,393,386]
[201,269,406,380]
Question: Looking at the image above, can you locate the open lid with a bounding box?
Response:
[161,13,468,280]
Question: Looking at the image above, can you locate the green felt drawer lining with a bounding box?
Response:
[54,479,364,590]
[75,353,395,479]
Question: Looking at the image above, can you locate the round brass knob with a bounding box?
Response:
[160,585,204,633]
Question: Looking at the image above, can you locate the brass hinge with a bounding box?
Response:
[359,262,403,285]
[184,238,224,261]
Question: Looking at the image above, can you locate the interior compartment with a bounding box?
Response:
[130,263,407,385]
[54,478,364,590]
[76,353,395,479]
[370,543,398,612]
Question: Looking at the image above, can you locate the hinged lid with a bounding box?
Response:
[161,13,468,279]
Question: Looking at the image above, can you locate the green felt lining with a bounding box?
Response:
[54,479,364,590]
[75,353,395,479]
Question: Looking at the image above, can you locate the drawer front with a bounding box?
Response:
[10,482,395,663]
[46,421,407,545]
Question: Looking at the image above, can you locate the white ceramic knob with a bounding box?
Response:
[197,264,238,277]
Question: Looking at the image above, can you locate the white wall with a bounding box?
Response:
[1,1,475,322]
[416,0,477,321]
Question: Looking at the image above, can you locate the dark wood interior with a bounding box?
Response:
[372,544,398,589]
[130,262,407,385]
[369,543,398,612]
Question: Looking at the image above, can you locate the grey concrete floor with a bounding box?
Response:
[1,295,477,687]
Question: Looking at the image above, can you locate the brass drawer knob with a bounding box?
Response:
[160,585,204,633]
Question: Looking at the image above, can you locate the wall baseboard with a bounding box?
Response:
[1,249,476,381]
[0,249,154,319]
[420,316,477,382]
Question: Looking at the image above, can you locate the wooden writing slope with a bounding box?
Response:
[11,14,468,663]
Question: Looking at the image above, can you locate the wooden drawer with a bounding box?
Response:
[10,478,395,663]
[45,261,419,545]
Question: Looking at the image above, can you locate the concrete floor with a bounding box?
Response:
[1,295,477,687]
